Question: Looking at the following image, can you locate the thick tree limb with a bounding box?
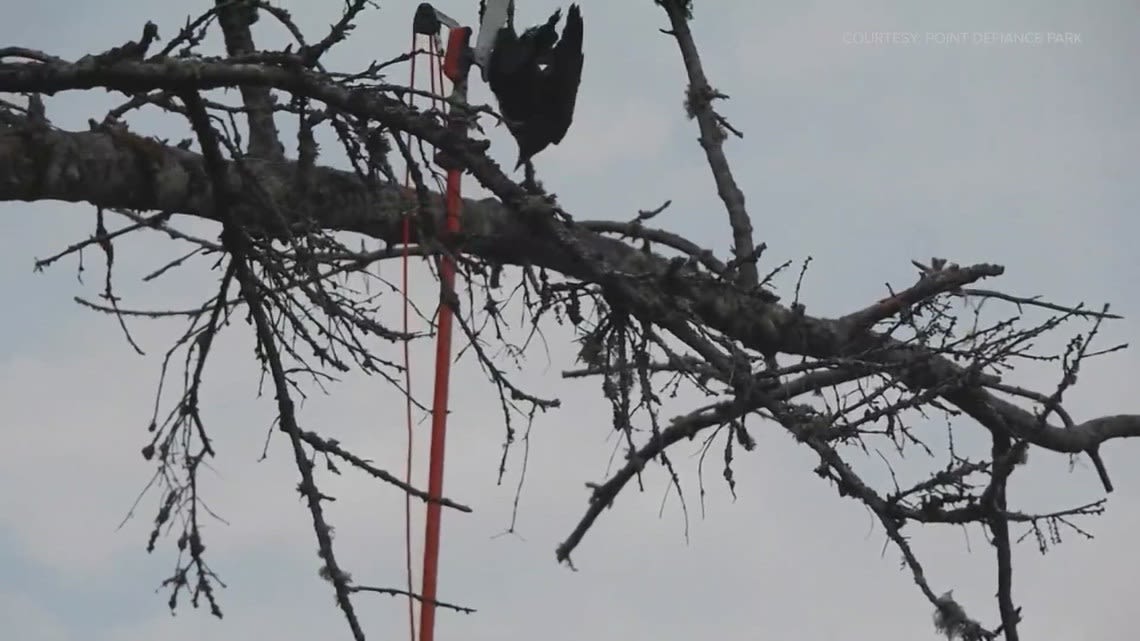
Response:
[2,57,1137,464]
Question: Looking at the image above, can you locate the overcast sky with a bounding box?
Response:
[2,1,1139,640]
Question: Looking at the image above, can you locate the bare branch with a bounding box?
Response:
[659,0,758,288]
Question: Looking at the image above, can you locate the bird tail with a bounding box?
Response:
[542,9,563,35]
[521,8,562,50]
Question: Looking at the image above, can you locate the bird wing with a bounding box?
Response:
[488,28,542,125]
[487,26,526,77]
[544,4,584,145]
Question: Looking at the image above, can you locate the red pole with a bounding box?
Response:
[418,170,460,641]
[419,25,471,641]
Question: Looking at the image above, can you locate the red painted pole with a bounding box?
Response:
[418,169,460,641]
[419,24,471,641]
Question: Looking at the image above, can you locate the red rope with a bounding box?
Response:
[400,28,419,641]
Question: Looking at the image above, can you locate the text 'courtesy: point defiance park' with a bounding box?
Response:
[842,31,1083,46]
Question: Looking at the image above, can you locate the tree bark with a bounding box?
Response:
[3,113,1137,460]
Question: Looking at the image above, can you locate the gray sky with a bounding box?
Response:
[2,1,1138,640]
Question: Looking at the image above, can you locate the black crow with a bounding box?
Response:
[486,4,584,170]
